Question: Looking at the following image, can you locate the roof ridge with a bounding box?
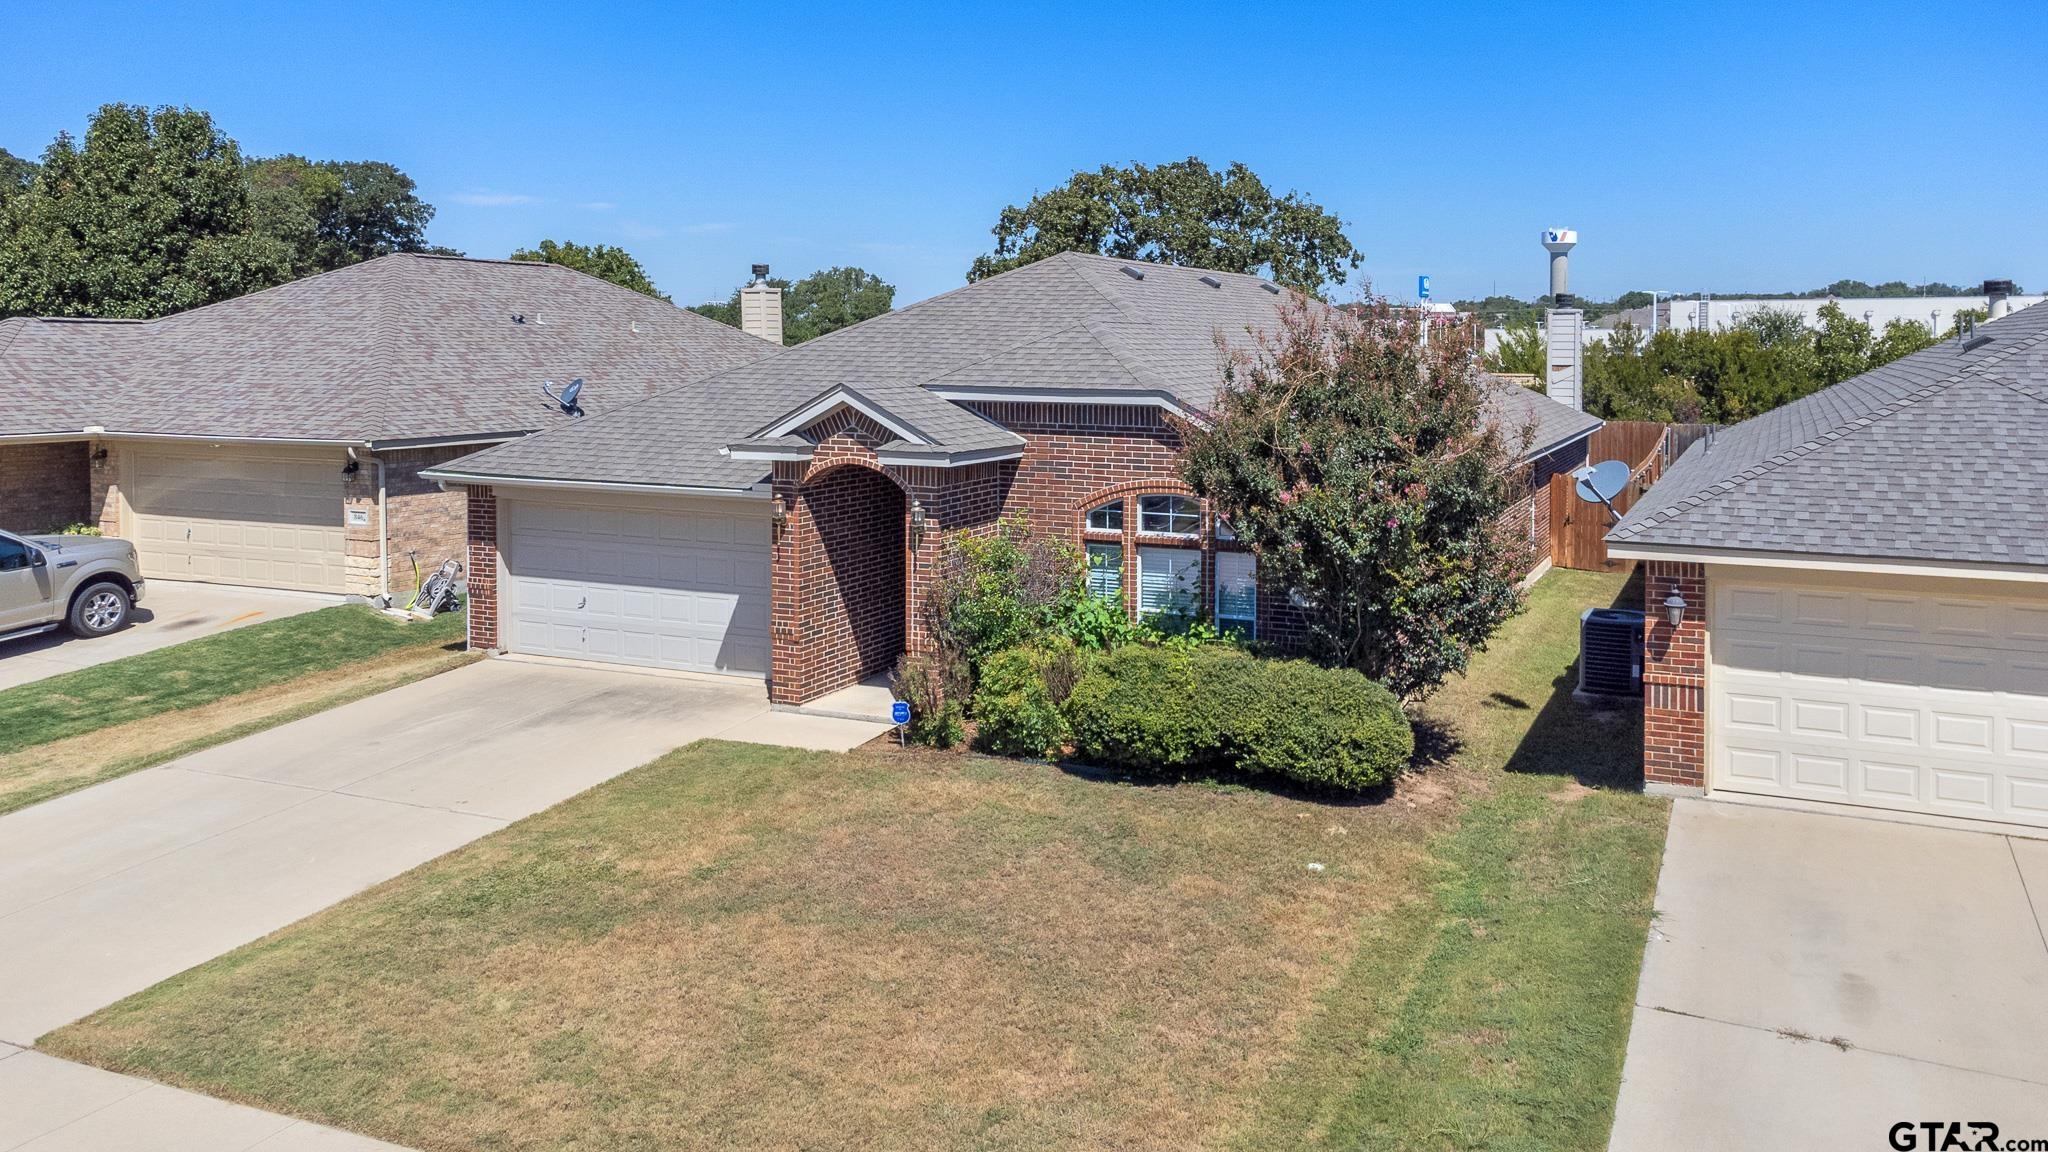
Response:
[1050,251,1151,325]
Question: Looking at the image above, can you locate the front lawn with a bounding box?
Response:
[45,571,1667,1151]
[1236,567,1668,1149]
[0,605,470,814]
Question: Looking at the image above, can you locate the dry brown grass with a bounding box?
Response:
[0,646,477,815]
[48,742,1458,1151]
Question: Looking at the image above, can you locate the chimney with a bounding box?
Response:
[1984,279,2015,321]
[739,263,783,345]
[1541,229,1584,410]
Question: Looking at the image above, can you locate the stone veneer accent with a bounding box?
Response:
[1642,560,1707,788]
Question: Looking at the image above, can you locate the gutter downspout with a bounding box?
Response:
[374,454,390,606]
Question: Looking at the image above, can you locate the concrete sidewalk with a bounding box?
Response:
[1609,799,2048,1148]
[0,1044,404,1151]
[0,656,887,1150]
[0,581,329,692]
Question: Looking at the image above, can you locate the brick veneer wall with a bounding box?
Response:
[339,446,478,599]
[1643,560,1707,788]
[464,485,499,651]
[793,463,906,694]
[0,442,90,532]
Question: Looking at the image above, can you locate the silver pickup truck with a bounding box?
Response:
[0,529,146,644]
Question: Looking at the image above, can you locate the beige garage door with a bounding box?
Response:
[501,492,772,677]
[1710,566,2048,829]
[127,445,348,593]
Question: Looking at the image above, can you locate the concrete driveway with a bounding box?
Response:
[1610,800,2048,1148]
[0,656,885,1042]
[0,581,328,692]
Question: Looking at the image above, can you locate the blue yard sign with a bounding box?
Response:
[1417,275,1431,301]
[890,700,911,725]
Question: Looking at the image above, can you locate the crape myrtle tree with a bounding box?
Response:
[1181,299,1533,700]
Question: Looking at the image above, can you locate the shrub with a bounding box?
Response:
[1064,645,1411,793]
[892,648,967,749]
[1213,656,1412,790]
[1064,646,1227,774]
[921,516,1086,673]
[971,639,1081,758]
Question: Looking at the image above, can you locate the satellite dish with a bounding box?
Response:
[1574,460,1629,504]
[541,377,585,416]
[1573,460,1632,523]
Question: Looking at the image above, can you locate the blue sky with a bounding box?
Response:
[4,1,2042,308]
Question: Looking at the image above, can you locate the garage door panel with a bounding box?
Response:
[1789,754,1849,793]
[503,496,772,679]
[2011,719,2048,759]
[2011,778,2048,818]
[1713,570,2048,829]
[128,447,346,593]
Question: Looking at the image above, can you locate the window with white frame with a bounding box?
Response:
[1137,545,1200,619]
[1138,494,1199,536]
[1085,541,1122,602]
[1086,500,1124,532]
[1215,550,1256,637]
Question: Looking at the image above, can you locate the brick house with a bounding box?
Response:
[1608,296,2048,831]
[0,254,776,600]
[428,253,1599,705]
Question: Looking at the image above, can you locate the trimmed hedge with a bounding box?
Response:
[1064,645,1412,793]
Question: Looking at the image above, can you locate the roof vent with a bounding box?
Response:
[511,313,525,325]
[1121,265,1145,281]
[1261,282,1282,294]
[1199,274,1222,289]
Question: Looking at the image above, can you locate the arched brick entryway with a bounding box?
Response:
[771,462,906,702]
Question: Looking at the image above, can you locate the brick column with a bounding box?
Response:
[464,485,499,652]
[1643,561,1706,789]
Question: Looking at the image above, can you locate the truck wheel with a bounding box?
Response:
[68,582,130,638]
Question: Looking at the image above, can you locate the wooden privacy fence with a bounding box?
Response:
[1548,420,1716,572]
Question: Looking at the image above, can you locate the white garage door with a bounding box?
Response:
[501,492,771,678]
[127,444,348,593]
[1710,567,2048,829]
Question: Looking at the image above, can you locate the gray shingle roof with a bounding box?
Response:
[439,252,1597,490]
[1485,375,1602,456]
[0,254,777,444]
[1609,301,2048,568]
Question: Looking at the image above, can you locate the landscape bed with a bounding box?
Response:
[45,571,1667,1151]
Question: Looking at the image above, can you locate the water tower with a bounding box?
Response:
[1542,229,1584,410]
[1543,228,1578,302]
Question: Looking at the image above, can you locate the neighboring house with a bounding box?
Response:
[0,254,778,599]
[428,253,1599,705]
[1610,300,2048,830]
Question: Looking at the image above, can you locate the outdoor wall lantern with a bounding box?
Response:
[771,495,790,541]
[909,499,927,546]
[1663,591,1688,628]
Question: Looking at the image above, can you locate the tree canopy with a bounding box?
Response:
[1182,300,1529,699]
[248,155,437,276]
[509,239,665,299]
[0,148,35,201]
[0,103,445,320]
[1582,303,1939,423]
[689,265,895,344]
[967,159,1360,295]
